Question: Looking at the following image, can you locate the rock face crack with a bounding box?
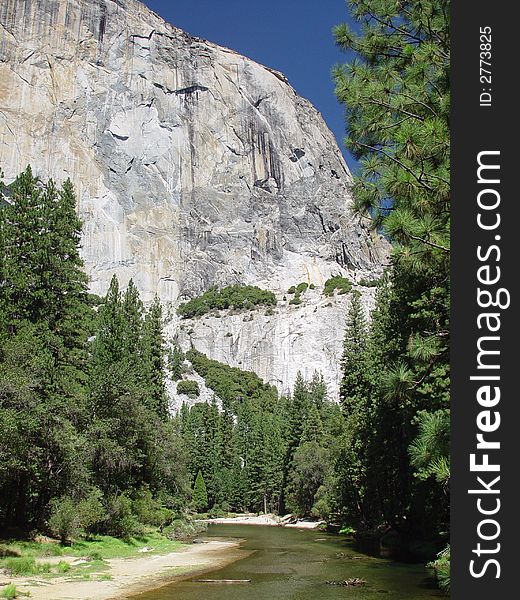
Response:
[174,84,209,96]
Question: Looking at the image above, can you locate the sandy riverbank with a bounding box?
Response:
[5,540,247,600]
[201,514,325,529]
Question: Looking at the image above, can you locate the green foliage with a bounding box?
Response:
[286,442,330,517]
[339,526,356,535]
[0,584,18,599]
[358,277,380,287]
[0,168,189,540]
[2,556,50,576]
[177,354,335,516]
[57,560,71,573]
[287,282,309,305]
[164,519,207,542]
[48,497,82,543]
[177,285,276,319]
[77,489,106,537]
[169,345,184,381]
[191,471,209,512]
[333,0,450,268]
[103,493,142,540]
[131,487,173,528]
[187,350,277,410]
[330,0,451,547]
[339,292,367,410]
[428,545,450,594]
[177,380,200,398]
[324,276,352,296]
[409,410,450,485]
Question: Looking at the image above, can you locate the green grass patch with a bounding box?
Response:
[67,532,184,560]
[0,540,63,559]
[0,530,185,580]
[56,560,71,573]
[1,556,51,576]
[0,585,18,599]
[0,584,29,599]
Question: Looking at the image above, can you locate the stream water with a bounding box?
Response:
[132,524,444,600]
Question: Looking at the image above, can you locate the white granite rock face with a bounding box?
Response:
[167,286,376,409]
[0,0,389,401]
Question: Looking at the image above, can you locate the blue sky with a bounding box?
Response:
[141,0,357,168]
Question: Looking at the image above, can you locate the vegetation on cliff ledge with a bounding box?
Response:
[177,285,276,319]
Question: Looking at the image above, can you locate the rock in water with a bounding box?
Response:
[0,0,388,400]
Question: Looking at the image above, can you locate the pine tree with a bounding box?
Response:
[141,296,168,418]
[0,170,93,529]
[339,291,367,413]
[301,402,324,444]
[332,0,450,538]
[287,372,310,453]
[0,166,46,326]
[333,0,450,269]
[192,470,208,512]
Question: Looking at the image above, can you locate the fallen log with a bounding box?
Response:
[192,579,252,584]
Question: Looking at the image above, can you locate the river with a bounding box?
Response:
[131,524,444,599]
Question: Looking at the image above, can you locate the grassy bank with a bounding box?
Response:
[0,529,186,582]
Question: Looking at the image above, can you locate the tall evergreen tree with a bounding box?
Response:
[192,470,208,512]
[0,170,93,529]
[339,291,368,412]
[141,296,168,418]
[333,0,450,538]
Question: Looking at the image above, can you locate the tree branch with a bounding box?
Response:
[354,141,434,192]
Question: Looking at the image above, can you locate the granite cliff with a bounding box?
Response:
[0,0,388,402]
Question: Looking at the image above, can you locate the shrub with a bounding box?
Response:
[177,380,200,398]
[164,519,208,542]
[48,497,82,543]
[309,283,315,289]
[324,276,352,296]
[358,277,380,287]
[287,286,296,294]
[77,489,106,537]
[208,504,227,518]
[177,285,276,319]
[132,487,173,528]
[429,545,450,594]
[289,296,302,305]
[296,282,308,294]
[339,525,356,535]
[104,493,141,540]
